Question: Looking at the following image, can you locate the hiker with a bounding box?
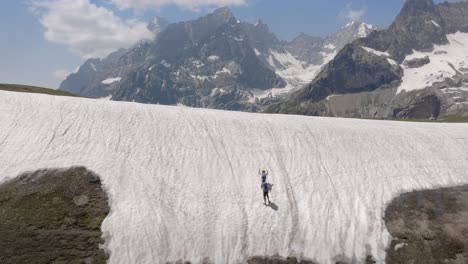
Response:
[261,181,270,205]
[259,169,268,182]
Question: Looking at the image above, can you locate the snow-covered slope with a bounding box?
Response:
[398,32,468,96]
[1,91,468,264]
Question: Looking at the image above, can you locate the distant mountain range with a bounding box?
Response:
[60,0,468,119]
[267,0,468,118]
[59,8,377,111]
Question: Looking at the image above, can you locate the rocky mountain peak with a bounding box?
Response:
[344,20,358,28]
[327,21,378,51]
[378,0,447,60]
[395,0,441,27]
[148,16,169,35]
[291,33,323,46]
[212,6,234,21]
[253,19,270,31]
[59,6,379,112]
[400,0,437,17]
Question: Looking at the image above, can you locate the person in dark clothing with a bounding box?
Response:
[261,181,270,205]
[259,169,268,182]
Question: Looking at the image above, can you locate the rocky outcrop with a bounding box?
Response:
[287,33,325,65]
[327,21,377,52]
[0,167,110,264]
[392,88,441,118]
[360,0,448,62]
[294,44,402,102]
[385,185,468,263]
[403,56,430,68]
[438,1,468,33]
[266,43,402,115]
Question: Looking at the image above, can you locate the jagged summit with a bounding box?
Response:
[59,6,377,110]
[211,6,234,20]
[147,16,169,35]
[325,21,378,51]
[345,20,358,27]
[400,0,437,16]
[396,0,441,24]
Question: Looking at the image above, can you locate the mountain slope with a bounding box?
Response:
[59,8,377,111]
[0,83,80,97]
[1,91,468,263]
[267,0,468,119]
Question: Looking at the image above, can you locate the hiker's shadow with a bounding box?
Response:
[267,183,273,192]
[266,183,278,211]
[266,202,279,211]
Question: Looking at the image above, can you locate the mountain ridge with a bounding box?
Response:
[59,7,377,111]
[266,0,468,119]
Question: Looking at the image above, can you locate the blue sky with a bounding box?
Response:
[0,0,448,89]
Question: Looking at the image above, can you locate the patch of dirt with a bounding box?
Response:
[247,256,317,264]
[0,166,110,264]
[385,185,468,264]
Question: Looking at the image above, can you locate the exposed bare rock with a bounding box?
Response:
[403,56,430,68]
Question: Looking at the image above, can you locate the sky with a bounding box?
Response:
[0,0,452,89]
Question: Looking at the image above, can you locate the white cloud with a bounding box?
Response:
[340,3,366,22]
[53,66,80,81]
[30,0,154,59]
[110,0,247,11]
[53,69,71,80]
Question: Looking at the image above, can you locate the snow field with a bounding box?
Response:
[0,91,468,264]
[398,32,468,94]
[102,77,122,84]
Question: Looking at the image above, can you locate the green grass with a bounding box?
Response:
[369,115,468,123]
[0,83,82,98]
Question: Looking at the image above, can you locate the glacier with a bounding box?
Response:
[398,32,468,94]
[0,91,468,264]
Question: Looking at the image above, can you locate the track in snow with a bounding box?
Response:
[0,91,467,264]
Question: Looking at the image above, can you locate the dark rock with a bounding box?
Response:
[438,1,468,33]
[393,88,441,118]
[403,56,430,68]
[434,50,447,55]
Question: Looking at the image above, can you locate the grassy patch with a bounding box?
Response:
[0,167,109,264]
[368,115,468,123]
[0,83,82,98]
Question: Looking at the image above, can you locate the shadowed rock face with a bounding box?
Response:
[0,167,110,264]
[293,44,402,103]
[385,185,468,264]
